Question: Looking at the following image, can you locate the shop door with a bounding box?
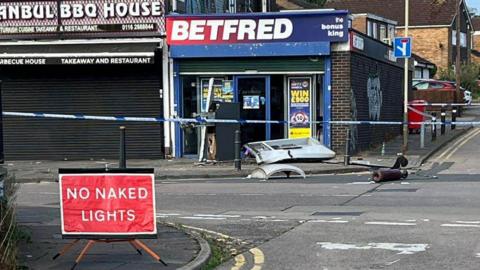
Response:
[236,76,270,145]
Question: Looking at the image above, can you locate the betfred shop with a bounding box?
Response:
[166,11,348,158]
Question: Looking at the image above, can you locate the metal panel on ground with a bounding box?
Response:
[1,65,164,160]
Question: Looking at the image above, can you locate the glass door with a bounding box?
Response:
[236,76,270,145]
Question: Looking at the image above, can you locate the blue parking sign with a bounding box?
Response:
[394,37,412,58]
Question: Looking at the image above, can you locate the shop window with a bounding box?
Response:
[270,75,285,140]
[414,68,423,79]
[380,24,387,41]
[388,25,395,40]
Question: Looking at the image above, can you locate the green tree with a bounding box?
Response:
[438,63,480,96]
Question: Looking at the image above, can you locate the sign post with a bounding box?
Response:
[394,7,412,153]
[54,168,166,269]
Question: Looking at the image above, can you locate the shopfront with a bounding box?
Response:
[166,11,349,158]
[0,0,166,160]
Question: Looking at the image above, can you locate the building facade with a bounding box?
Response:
[0,1,166,160]
[165,11,410,156]
[325,0,474,73]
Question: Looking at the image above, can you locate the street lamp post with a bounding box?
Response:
[402,0,409,153]
[455,0,461,94]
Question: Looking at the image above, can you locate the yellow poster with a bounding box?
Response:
[289,128,311,139]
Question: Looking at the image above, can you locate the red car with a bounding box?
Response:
[412,80,456,91]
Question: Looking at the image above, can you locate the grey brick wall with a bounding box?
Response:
[330,51,404,154]
[350,53,403,153]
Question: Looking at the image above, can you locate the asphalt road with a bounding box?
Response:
[15,128,480,270]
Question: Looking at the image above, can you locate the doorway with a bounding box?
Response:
[236,76,270,145]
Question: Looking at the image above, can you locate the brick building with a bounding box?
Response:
[330,31,409,153]
[324,0,473,75]
[472,16,480,64]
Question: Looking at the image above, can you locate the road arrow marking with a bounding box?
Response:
[316,242,428,255]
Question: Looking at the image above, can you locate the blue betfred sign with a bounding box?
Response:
[167,11,349,45]
[394,37,412,58]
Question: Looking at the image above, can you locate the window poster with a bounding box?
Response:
[200,78,234,112]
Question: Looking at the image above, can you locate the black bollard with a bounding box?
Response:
[431,114,437,141]
[440,107,446,135]
[119,126,126,169]
[451,107,457,130]
[344,128,350,166]
[234,130,241,171]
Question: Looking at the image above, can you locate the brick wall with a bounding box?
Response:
[474,34,480,50]
[350,53,403,153]
[352,15,367,35]
[397,27,450,72]
[331,51,404,154]
[331,51,351,153]
[473,34,480,64]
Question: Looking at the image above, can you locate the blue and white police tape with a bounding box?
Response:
[3,111,480,126]
[414,102,474,106]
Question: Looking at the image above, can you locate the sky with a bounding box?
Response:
[466,0,480,14]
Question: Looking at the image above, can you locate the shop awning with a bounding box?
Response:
[0,39,162,65]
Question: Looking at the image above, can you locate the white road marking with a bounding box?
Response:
[270,219,288,222]
[476,253,480,258]
[239,194,264,196]
[347,181,375,185]
[385,259,401,265]
[156,213,180,217]
[180,216,226,220]
[405,219,417,222]
[194,214,241,218]
[365,221,416,226]
[400,182,410,185]
[441,224,480,228]
[27,192,58,195]
[309,220,349,223]
[455,221,480,224]
[423,219,430,222]
[316,242,428,255]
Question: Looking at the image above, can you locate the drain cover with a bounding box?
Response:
[312,211,364,216]
[376,188,418,192]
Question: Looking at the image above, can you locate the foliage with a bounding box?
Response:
[0,172,22,270]
[437,63,480,96]
[201,237,231,270]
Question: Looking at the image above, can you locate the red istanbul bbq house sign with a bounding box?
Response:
[59,168,156,238]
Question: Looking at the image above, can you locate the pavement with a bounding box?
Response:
[15,186,210,270]
[4,126,472,184]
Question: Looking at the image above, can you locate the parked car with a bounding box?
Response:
[412,79,456,91]
[412,79,470,104]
